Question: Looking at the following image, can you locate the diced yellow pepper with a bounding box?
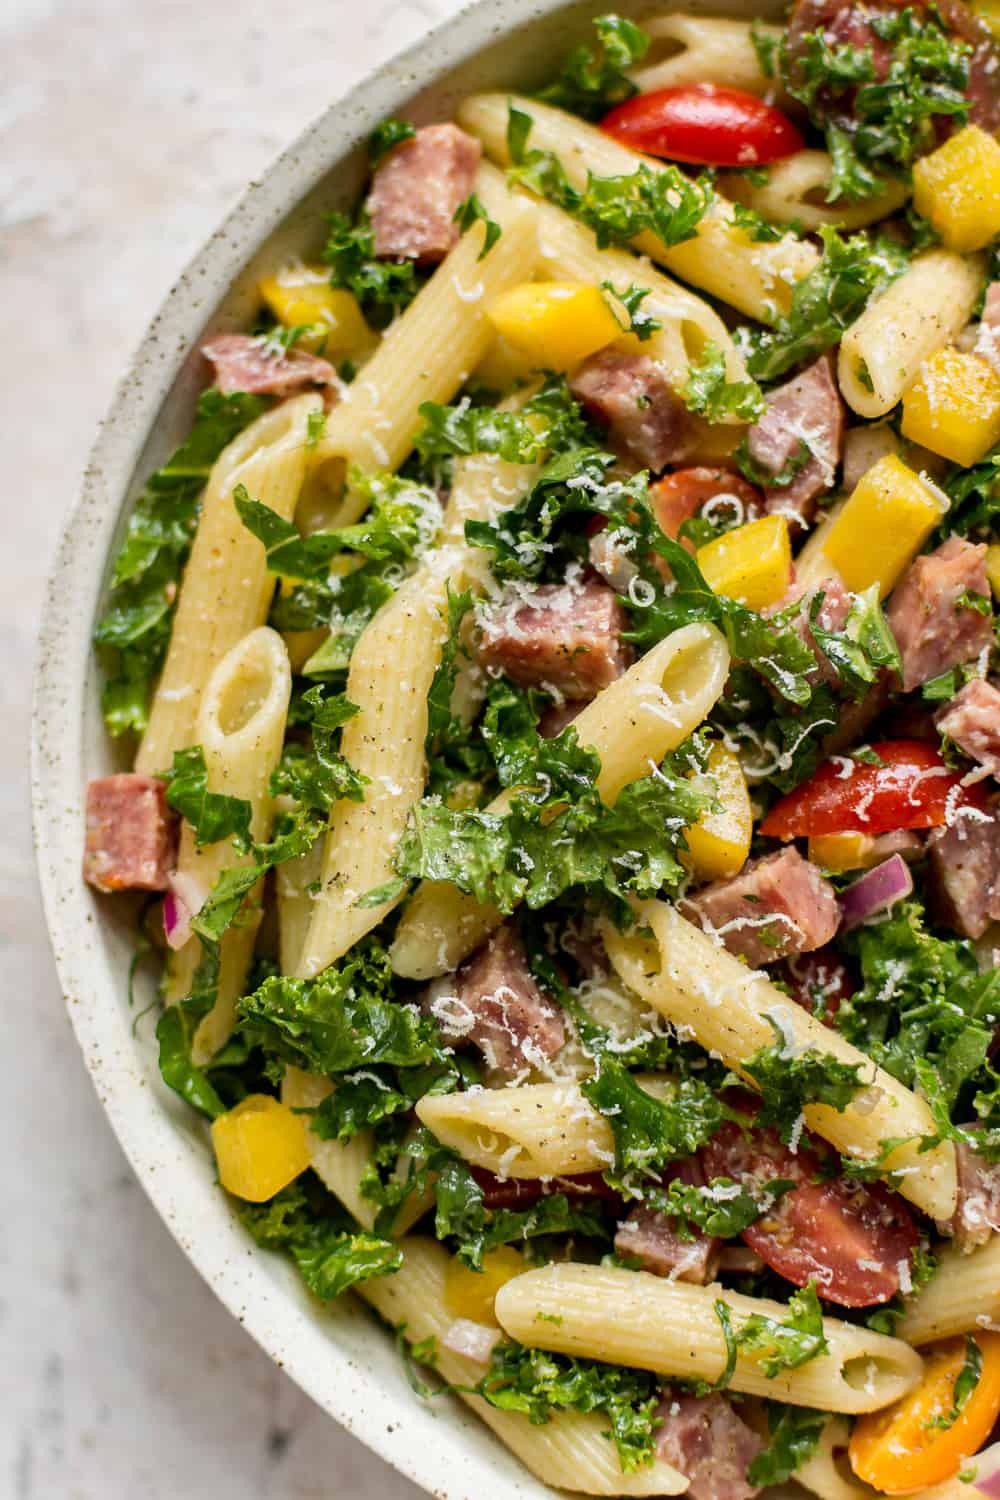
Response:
[821,454,947,598]
[976,0,1000,37]
[901,347,1000,466]
[444,1246,525,1326]
[258,266,375,358]
[685,745,753,880]
[211,1094,311,1203]
[911,126,1000,253]
[987,543,1000,598]
[808,832,878,873]
[486,282,622,371]
[696,515,791,611]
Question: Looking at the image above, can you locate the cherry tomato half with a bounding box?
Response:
[602,84,805,167]
[760,740,991,840]
[702,1121,918,1307]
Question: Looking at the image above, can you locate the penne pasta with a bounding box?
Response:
[281,1067,433,1234]
[720,151,909,232]
[417,1079,618,1177]
[628,14,785,98]
[494,1263,922,1413]
[795,1418,873,1500]
[898,1236,1000,1345]
[602,900,958,1221]
[164,627,291,1064]
[390,621,730,980]
[305,189,537,522]
[457,92,819,322]
[136,394,317,777]
[357,1238,688,1495]
[296,447,538,979]
[838,249,985,418]
[476,160,748,392]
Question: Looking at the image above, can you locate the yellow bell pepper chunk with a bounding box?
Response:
[912,125,1000,253]
[901,347,1000,466]
[696,515,791,611]
[259,266,375,358]
[808,832,879,874]
[987,543,1000,598]
[685,745,753,881]
[444,1246,525,1326]
[821,454,947,598]
[486,282,622,371]
[211,1094,311,1203]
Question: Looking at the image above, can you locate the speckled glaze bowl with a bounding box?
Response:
[32,3,763,1495]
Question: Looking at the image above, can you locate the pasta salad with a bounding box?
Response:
[84,6,1000,1495]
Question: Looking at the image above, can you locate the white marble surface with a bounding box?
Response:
[3,1,462,1494]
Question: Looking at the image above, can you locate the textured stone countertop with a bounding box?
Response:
[4,1,459,1494]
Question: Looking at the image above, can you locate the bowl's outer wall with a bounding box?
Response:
[33,1,781,1496]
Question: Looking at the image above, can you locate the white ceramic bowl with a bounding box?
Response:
[32,3,762,1494]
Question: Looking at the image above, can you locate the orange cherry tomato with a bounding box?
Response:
[849,1332,1000,1494]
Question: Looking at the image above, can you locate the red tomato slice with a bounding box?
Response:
[470,1166,621,1211]
[760,740,990,840]
[702,1122,918,1307]
[650,467,762,544]
[602,84,804,166]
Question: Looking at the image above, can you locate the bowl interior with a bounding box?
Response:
[33,1,781,1495]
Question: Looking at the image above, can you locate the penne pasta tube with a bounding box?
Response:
[602,901,957,1222]
[628,14,786,99]
[390,621,730,980]
[795,1418,873,1500]
[136,393,318,777]
[306,190,537,521]
[417,1078,628,1177]
[898,1236,1000,1345]
[457,93,818,323]
[165,627,291,1064]
[838,250,984,418]
[295,448,538,979]
[476,160,748,390]
[357,1238,688,1495]
[281,1067,433,1235]
[720,151,909,232]
[275,828,324,977]
[494,1263,922,1414]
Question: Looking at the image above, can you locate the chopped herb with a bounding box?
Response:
[239,1178,402,1298]
[453,193,502,258]
[740,1018,867,1143]
[931,1335,983,1430]
[720,1281,829,1379]
[683,341,766,424]
[581,1058,725,1188]
[537,14,650,120]
[368,117,415,168]
[602,280,663,341]
[748,1403,826,1485]
[322,212,420,322]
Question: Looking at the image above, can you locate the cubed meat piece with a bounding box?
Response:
[201,334,338,398]
[615,1163,721,1283]
[83,774,177,893]
[570,349,698,472]
[950,1141,1000,1251]
[785,0,1000,136]
[649,467,763,553]
[655,1393,763,1500]
[927,810,1000,939]
[477,576,630,701]
[767,576,854,689]
[366,123,481,263]
[423,924,566,1075]
[680,847,841,967]
[887,537,993,692]
[744,355,844,527]
[936,679,1000,776]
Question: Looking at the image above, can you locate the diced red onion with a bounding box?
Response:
[968,1442,1000,1497]
[838,854,914,931]
[163,870,207,950]
[441,1318,501,1365]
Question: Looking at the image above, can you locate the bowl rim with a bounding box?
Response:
[29,1,579,1495]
